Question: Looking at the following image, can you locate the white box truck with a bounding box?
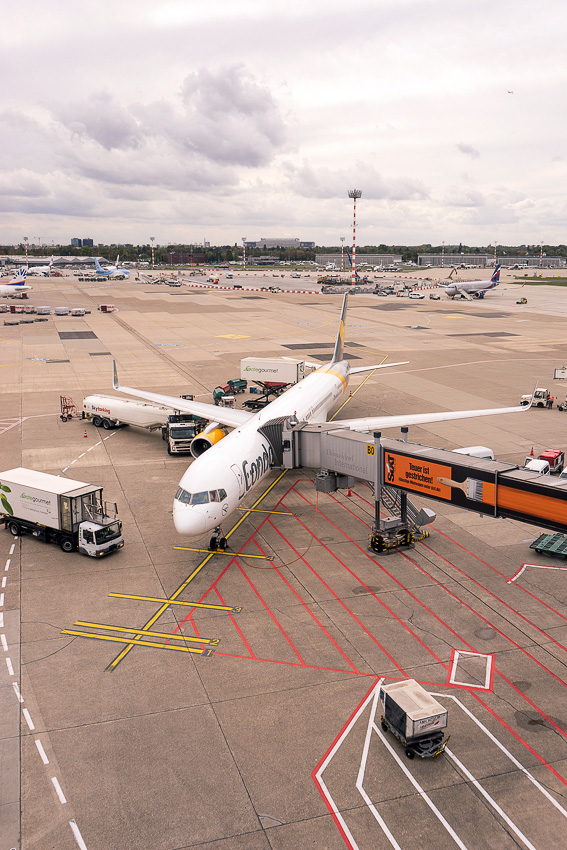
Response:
[240,357,306,384]
[0,468,123,557]
[379,679,448,759]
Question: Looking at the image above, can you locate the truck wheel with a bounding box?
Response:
[167,446,173,455]
[61,415,68,422]
[405,749,415,760]
[59,537,74,553]
[102,419,113,430]
[8,522,20,536]
[92,416,102,427]
[537,402,544,408]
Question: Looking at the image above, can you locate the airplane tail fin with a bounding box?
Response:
[10,268,27,284]
[94,257,103,272]
[491,264,502,283]
[331,293,349,363]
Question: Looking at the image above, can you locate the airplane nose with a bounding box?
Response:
[173,502,208,536]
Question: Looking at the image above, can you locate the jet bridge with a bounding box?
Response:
[280,419,567,549]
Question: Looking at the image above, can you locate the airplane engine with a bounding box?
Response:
[190,428,226,458]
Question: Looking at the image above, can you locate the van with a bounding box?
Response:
[524,458,550,475]
[453,446,495,461]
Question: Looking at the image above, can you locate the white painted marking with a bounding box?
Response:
[9,543,14,555]
[0,611,2,626]
[69,820,88,850]
[103,435,111,440]
[1,633,7,651]
[23,708,35,730]
[6,656,13,675]
[2,576,6,588]
[13,682,23,702]
[434,693,567,820]
[356,686,402,849]
[4,558,9,569]
[0,592,4,606]
[70,459,77,464]
[35,738,49,765]
[446,747,537,850]
[51,776,67,804]
[62,467,69,472]
[78,453,85,458]
[87,446,94,451]
[449,650,493,690]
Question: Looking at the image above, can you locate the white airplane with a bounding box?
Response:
[441,264,501,299]
[0,268,32,295]
[28,257,54,276]
[111,294,528,549]
[94,256,130,279]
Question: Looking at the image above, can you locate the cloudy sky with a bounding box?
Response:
[2,0,567,247]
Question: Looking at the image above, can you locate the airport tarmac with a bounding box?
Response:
[2,273,567,849]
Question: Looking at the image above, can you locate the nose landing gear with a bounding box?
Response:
[209,526,228,551]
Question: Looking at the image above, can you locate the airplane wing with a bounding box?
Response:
[350,360,409,375]
[330,403,528,433]
[112,361,253,428]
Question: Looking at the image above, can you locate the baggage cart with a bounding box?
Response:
[227,378,247,393]
[60,396,80,421]
[529,532,567,558]
[379,679,449,759]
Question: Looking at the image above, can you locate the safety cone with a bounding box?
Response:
[347,488,353,497]
[84,430,88,439]
[530,446,534,457]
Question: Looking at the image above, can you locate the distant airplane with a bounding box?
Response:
[27,257,54,276]
[94,256,130,279]
[0,268,32,295]
[111,292,527,550]
[441,264,501,299]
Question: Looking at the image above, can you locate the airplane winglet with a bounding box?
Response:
[112,359,120,390]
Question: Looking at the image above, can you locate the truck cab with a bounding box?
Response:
[520,388,550,407]
[78,520,123,557]
[523,458,551,475]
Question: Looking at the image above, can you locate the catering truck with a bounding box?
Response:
[240,357,307,385]
[0,467,123,557]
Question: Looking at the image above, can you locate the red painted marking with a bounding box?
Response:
[214,586,256,658]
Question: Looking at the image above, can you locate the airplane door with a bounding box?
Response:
[230,464,245,499]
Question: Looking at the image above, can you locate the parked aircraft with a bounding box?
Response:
[27,257,54,276]
[111,293,527,549]
[94,256,130,279]
[0,268,31,295]
[442,264,501,299]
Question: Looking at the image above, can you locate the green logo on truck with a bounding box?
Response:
[0,482,13,516]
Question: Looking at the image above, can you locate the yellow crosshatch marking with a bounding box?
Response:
[174,546,274,560]
[61,631,216,656]
[72,621,220,645]
[108,593,242,613]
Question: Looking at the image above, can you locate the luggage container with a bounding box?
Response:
[98,304,116,313]
[71,307,86,316]
[36,306,51,314]
[54,306,69,315]
[379,679,448,759]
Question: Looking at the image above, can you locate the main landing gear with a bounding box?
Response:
[209,526,228,551]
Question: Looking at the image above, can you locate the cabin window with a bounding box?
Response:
[175,488,192,504]
[191,492,209,505]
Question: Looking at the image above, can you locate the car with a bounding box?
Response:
[408,291,425,299]
[165,280,181,287]
[374,289,389,296]
[290,273,301,279]
[429,293,441,300]
[517,297,528,304]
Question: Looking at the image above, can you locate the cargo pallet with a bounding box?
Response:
[529,532,567,558]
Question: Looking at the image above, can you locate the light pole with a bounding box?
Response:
[539,240,543,268]
[348,189,362,286]
[150,236,155,270]
[23,237,28,268]
[441,240,445,268]
[340,236,345,272]
[493,241,497,268]
[242,237,247,271]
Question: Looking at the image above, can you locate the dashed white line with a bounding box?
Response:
[6,656,13,675]
[51,776,67,804]
[70,459,77,464]
[69,819,89,849]
[23,708,35,730]
[35,738,49,765]
[1,633,7,651]
[0,592,4,606]
[9,543,14,554]
[4,558,9,570]
[12,682,23,702]
[0,612,3,627]
[78,453,85,458]
[2,576,6,588]
[62,467,69,472]
[87,446,94,451]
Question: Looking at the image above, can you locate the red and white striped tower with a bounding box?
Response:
[348,189,362,286]
[441,240,445,268]
[242,236,247,271]
[150,236,155,270]
[340,236,345,271]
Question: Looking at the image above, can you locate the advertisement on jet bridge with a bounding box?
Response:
[382,443,567,533]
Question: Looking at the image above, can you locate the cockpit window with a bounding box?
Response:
[176,487,227,505]
[191,491,209,505]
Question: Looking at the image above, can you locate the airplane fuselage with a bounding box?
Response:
[173,361,349,538]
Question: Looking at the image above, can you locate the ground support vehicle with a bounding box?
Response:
[379,679,449,760]
[227,378,247,394]
[520,388,552,407]
[535,449,564,473]
[162,415,207,455]
[83,394,176,431]
[213,385,231,405]
[240,357,306,385]
[243,381,290,410]
[517,298,528,304]
[0,467,123,557]
[60,395,80,421]
[557,396,567,411]
[523,457,551,474]
[530,532,567,558]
